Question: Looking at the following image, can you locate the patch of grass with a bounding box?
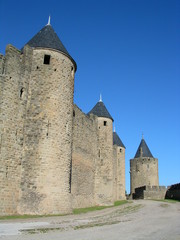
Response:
[73,200,129,214]
[73,205,111,214]
[0,200,130,220]
[114,200,129,206]
[0,213,67,220]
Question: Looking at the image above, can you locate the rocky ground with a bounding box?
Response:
[0,200,180,240]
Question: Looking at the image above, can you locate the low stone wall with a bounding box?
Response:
[165,183,180,201]
[133,185,167,200]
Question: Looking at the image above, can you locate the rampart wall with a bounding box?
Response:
[0,41,126,215]
[71,105,98,208]
[133,185,167,200]
[0,45,26,215]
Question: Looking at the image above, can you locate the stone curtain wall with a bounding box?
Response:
[0,45,27,215]
[130,157,159,194]
[18,48,75,215]
[0,43,126,215]
[71,105,98,208]
[133,186,167,200]
[113,146,126,201]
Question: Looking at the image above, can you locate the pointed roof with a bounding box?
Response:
[113,132,125,148]
[88,100,114,121]
[23,24,77,70]
[134,138,154,158]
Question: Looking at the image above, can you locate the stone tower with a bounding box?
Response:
[113,130,126,200]
[88,98,114,205]
[130,137,159,194]
[0,22,76,215]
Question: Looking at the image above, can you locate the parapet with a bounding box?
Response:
[133,185,167,200]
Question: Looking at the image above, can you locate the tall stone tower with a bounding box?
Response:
[0,21,76,215]
[113,130,126,200]
[88,97,114,205]
[130,137,159,194]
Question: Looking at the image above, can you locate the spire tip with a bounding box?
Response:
[47,15,51,25]
[99,93,102,102]
[113,126,116,132]
[142,132,144,140]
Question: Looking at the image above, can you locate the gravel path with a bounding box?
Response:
[0,200,180,240]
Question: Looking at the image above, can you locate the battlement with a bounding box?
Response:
[133,185,167,200]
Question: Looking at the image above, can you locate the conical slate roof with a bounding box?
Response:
[88,101,113,121]
[113,132,125,148]
[134,138,154,158]
[23,24,77,70]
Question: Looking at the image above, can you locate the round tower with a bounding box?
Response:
[113,129,126,200]
[18,21,76,214]
[130,137,159,195]
[88,96,114,205]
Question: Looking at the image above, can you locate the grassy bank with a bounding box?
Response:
[0,200,129,220]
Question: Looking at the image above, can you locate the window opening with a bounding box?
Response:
[104,121,107,126]
[20,87,24,99]
[44,55,51,65]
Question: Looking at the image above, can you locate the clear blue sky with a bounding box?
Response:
[0,0,179,193]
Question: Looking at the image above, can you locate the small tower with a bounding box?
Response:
[113,129,126,200]
[88,97,114,205]
[130,137,159,194]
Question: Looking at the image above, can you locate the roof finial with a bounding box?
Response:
[47,15,51,25]
[99,93,102,102]
[113,125,116,132]
[142,132,144,140]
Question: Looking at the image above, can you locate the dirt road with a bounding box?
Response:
[0,200,180,240]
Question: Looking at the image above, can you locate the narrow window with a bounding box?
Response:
[120,148,122,152]
[104,121,107,126]
[44,55,51,65]
[20,87,24,99]
[69,159,72,193]
[73,110,75,117]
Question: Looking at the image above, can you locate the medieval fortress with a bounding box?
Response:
[0,22,160,215]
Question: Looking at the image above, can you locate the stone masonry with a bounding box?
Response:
[0,23,126,215]
[130,138,159,195]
